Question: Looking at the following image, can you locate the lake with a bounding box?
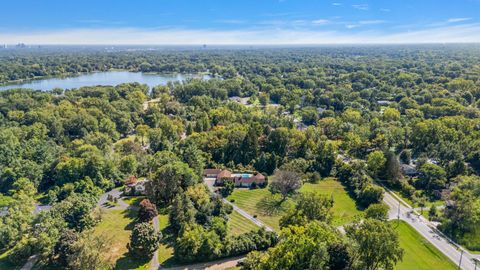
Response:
[0,71,211,91]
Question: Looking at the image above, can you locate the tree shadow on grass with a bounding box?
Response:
[256,193,290,216]
[122,208,139,231]
[114,253,150,270]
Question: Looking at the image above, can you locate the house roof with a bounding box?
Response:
[253,173,265,180]
[204,169,222,175]
[217,170,232,179]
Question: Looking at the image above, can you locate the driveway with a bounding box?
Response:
[97,188,129,210]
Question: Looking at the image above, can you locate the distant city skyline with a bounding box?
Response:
[1,0,479,44]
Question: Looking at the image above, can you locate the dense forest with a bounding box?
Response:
[0,45,479,269]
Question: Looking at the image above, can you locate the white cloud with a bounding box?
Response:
[447,18,471,23]
[312,19,330,25]
[346,24,360,29]
[359,20,386,25]
[332,2,342,6]
[1,24,480,45]
[380,8,391,12]
[352,4,369,10]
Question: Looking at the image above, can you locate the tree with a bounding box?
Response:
[220,178,235,197]
[440,176,480,239]
[169,192,197,233]
[245,221,345,270]
[138,199,158,222]
[0,178,35,250]
[346,219,404,270]
[417,163,447,192]
[357,184,384,207]
[365,203,389,221]
[270,170,302,201]
[52,229,79,267]
[147,161,199,206]
[382,151,402,186]
[428,205,438,221]
[128,222,161,258]
[280,192,334,228]
[66,232,114,270]
[313,140,336,177]
[367,151,386,179]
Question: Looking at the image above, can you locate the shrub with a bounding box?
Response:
[138,199,158,222]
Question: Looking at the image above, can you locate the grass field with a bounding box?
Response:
[393,221,457,270]
[227,210,259,236]
[93,207,150,270]
[227,178,363,231]
[300,178,363,226]
[227,188,289,231]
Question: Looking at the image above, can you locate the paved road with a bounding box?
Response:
[383,189,478,270]
[150,215,161,270]
[20,255,39,270]
[162,256,245,270]
[97,188,129,210]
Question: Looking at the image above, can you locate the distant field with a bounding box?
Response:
[228,210,259,236]
[300,178,363,226]
[393,221,457,270]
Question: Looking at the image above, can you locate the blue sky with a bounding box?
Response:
[1,0,480,44]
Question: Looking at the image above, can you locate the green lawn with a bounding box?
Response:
[227,210,259,236]
[227,178,362,231]
[227,188,289,231]
[393,221,457,270]
[93,208,150,270]
[300,178,363,226]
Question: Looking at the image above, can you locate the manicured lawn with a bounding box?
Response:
[93,208,150,270]
[393,221,457,270]
[227,210,259,236]
[227,188,289,231]
[300,178,363,226]
[227,178,362,231]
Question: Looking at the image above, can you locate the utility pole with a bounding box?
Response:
[397,200,401,224]
[458,249,464,270]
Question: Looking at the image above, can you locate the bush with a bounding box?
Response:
[357,184,384,207]
[138,199,158,222]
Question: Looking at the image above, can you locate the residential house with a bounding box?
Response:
[125,179,149,195]
[203,169,266,188]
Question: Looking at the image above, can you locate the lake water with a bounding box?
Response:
[0,71,211,91]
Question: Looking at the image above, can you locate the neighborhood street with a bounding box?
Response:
[383,190,478,270]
